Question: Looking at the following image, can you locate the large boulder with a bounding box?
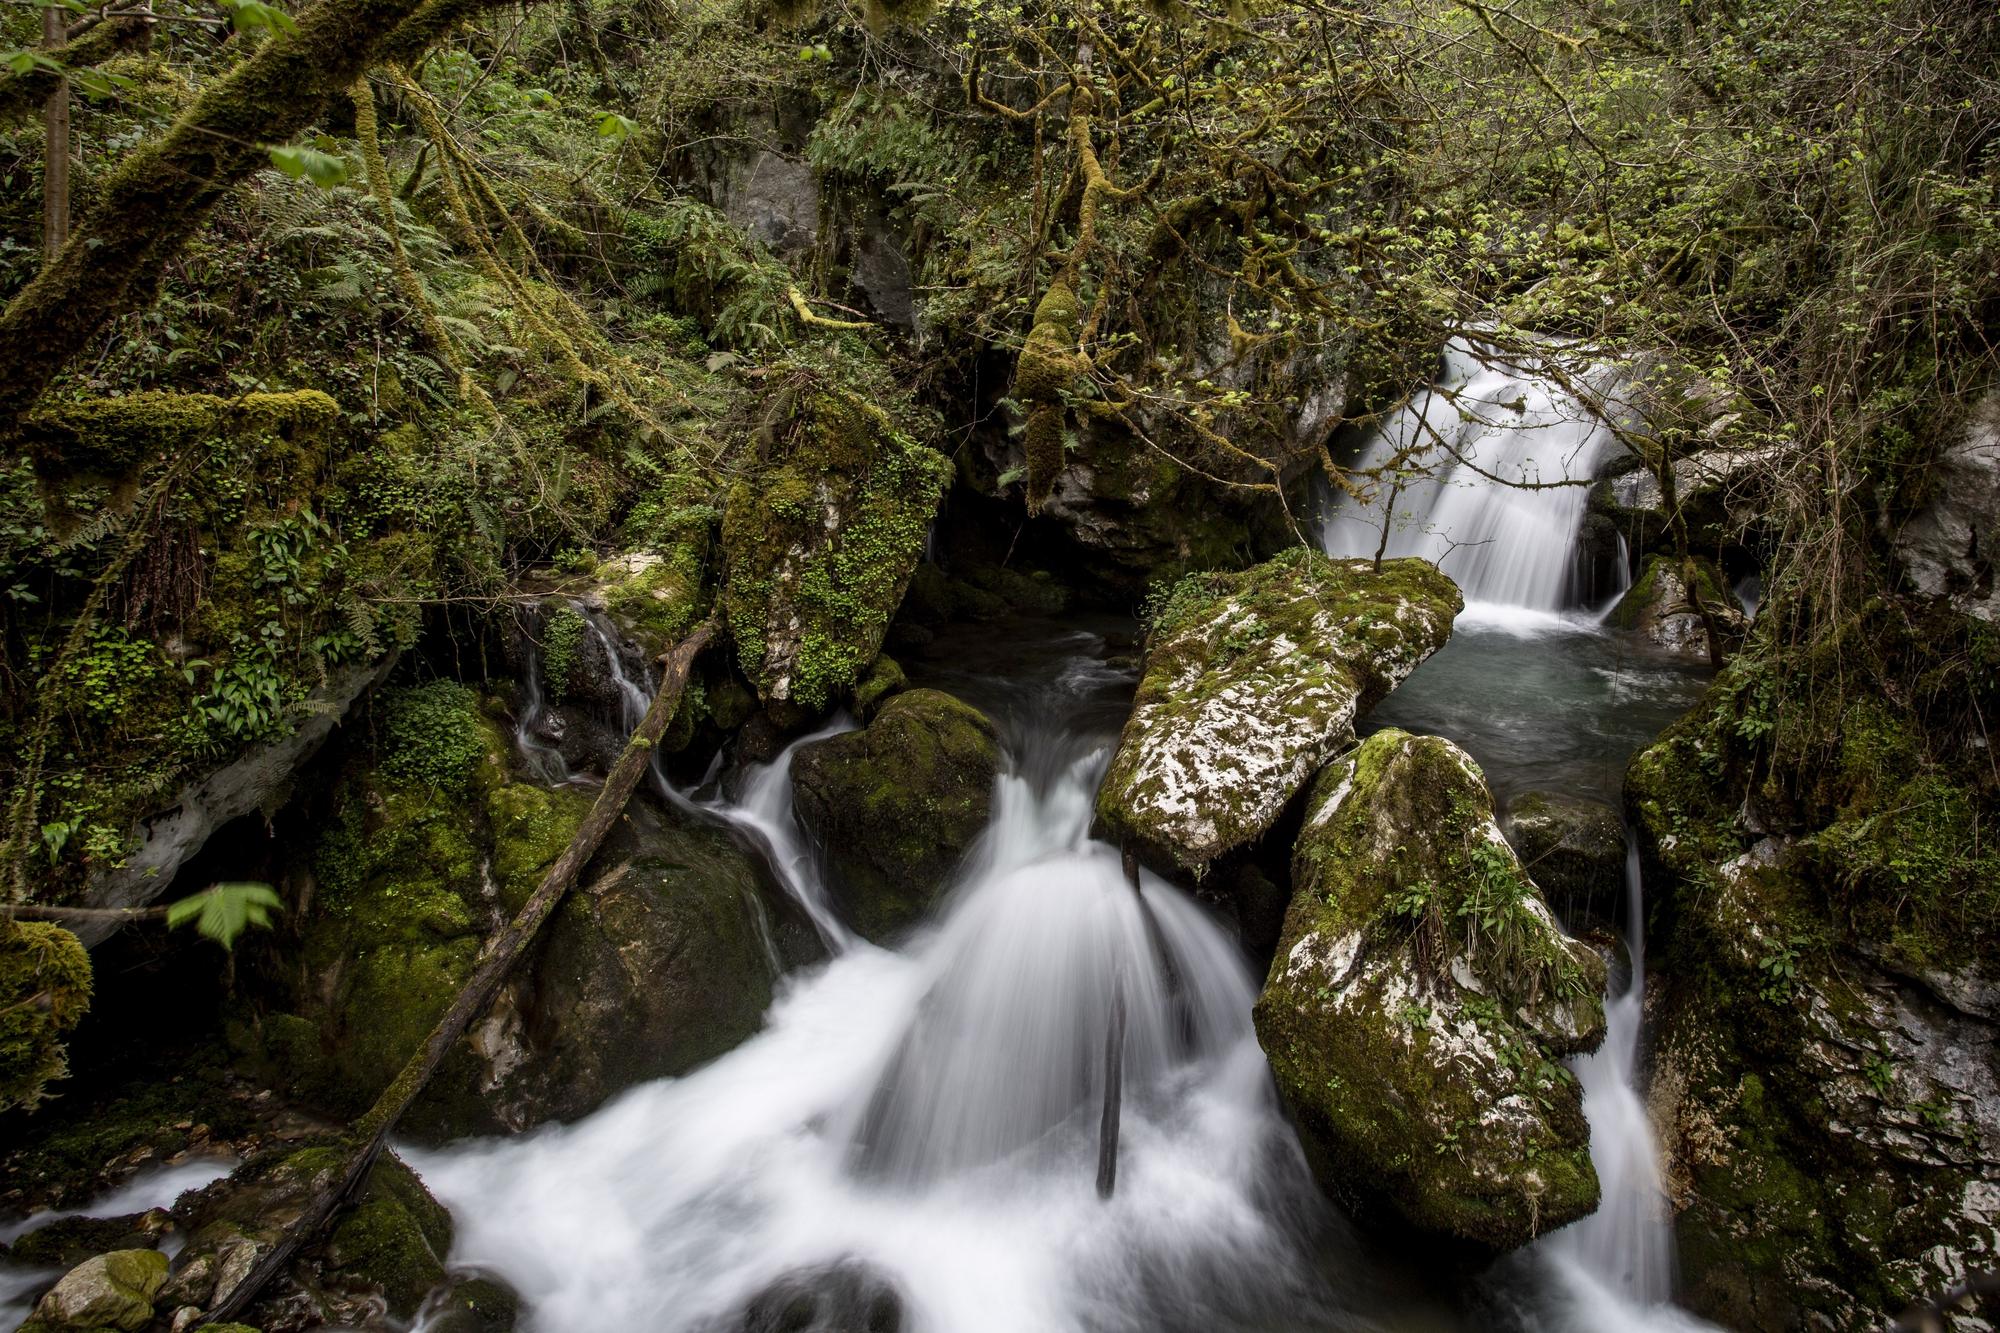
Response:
[480,802,812,1125]
[1095,549,1460,876]
[1253,730,1607,1251]
[240,682,805,1138]
[21,1248,168,1332]
[1895,390,1999,623]
[721,385,951,714]
[1502,790,1627,925]
[791,689,999,942]
[1628,667,2000,1330]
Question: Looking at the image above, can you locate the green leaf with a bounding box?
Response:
[220,0,297,34]
[267,145,349,189]
[596,112,637,144]
[166,882,283,950]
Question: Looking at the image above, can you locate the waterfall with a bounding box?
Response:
[1542,842,1718,1332]
[1320,337,1625,626]
[701,718,858,953]
[407,657,1348,1333]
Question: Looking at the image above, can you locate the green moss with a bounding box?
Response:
[1255,729,1604,1249]
[851,654,906,720]
[0,921,92,1114]
[720,384,950,712]
[378,681,489,793]
[791,689,998,943]
[487,781,591,913]
[21,389,339,480]
[540,608,587,700]
[327,1158,453,1316]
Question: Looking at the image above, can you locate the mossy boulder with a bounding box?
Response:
[0,920,92,1114]
[21,1247,168,1332]
[1253,730,1606,1252]
[791,689,999,942]
[241,682,588,1135]
[721,384,951,713]
[1501,790,1627,925]
[1627,665,2000,1330]
[1607,553,1746,658]
[481,802,798,1126]
[163,1147,450,1324]
[1096,549,1461,876]
[10,1211,172,1269]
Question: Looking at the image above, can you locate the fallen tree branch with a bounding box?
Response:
[202,616,716,1325]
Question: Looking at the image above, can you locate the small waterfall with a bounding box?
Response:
[1321,337,1624,624]
[1543,841,1716,1331]
[846,741,1251,1184]
[511,635,571,787]
[701,718,858,953]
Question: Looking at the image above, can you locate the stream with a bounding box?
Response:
[0,343,1720,1333]
[393,341,1717,1331]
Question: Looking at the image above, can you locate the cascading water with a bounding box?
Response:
[701,718,858,952]
[406,651,1370,1333]
[1320,337,1628,627]
[1538,844,1716,1332]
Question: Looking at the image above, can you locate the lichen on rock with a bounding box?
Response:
[1253,729,1606,1251]
[720,382,950,713]
[1095,547,1461,875]
[791,688,999,942]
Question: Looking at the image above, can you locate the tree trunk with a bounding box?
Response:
[39,4,67,260]
[202,618,716,1325]
[0,0,498,431]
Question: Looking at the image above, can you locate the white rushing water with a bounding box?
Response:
[409,697,1345,1333]
[1539,844,1716,1332]
[1320,337,1628,629]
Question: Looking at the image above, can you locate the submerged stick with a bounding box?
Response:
[1096,978,1126,1201]
[204,618,716,1324]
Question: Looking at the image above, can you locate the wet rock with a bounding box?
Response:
[9,1210,172,1269]
[721,386,951,713]
[792,689,999,943]
[730,1261,904,1333]
[1627,680,2000,1330]
[166,1146,449,1324]
[416,1272,520,1333]
[1096,549,1460,876]
[849,654,907,722]
[24,1247,168,1331]
[1502,790,1626,925]
[1606,553,1746,658]
[1253,730,1606,1251]
[1895,390,1999,622]
[482,801,802,1125]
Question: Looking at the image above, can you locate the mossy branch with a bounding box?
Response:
[0,15,153,123]
[787,285,872,330]
[202,616,717,1325]
[0,0,506,429]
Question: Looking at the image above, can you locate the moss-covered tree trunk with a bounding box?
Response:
[0,0,486,429]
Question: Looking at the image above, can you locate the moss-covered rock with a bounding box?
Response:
[21,1247,167,1332]
[1628,661,2000,1330]
[164,1146,450,1324]
[721,383,951,712]
[9,1211,172,1270]
[484,803,797,1124]
[791,689,999,942]
[1096,549,1460,876]
[1501,790,1627,925]
[1606,553,1746,659]
[1253,730,1606,1252]
[0,920,92,1114]
[242,684,584,1135]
